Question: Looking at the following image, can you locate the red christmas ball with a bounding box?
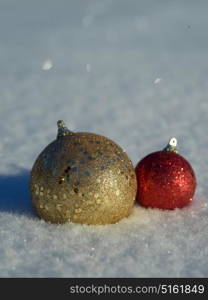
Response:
[135,138,197,209]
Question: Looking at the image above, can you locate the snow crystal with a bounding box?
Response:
[42,59,53,71]
[86,63,91,72]
[154,78,162,85]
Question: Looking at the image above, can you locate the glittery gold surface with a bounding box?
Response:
[30,128,137,224]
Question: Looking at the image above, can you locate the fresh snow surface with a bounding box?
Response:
[0,0,208,277]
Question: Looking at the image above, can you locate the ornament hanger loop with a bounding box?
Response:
[164,137,178,153]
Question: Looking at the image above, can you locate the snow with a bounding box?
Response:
[154,78,162,85]
[42,59,53,71]
[0,0,208,277]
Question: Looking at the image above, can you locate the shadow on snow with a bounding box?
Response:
[0,170,35,216]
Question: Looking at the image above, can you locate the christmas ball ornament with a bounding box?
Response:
[135,138,196,209]
[30,121,137,224]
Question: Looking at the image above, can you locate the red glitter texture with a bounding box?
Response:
[135,151,197,209]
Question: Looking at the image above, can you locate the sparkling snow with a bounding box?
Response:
[42,59,53,71]
[0,0,208,277]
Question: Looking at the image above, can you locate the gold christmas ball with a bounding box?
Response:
[30,121,137,225]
